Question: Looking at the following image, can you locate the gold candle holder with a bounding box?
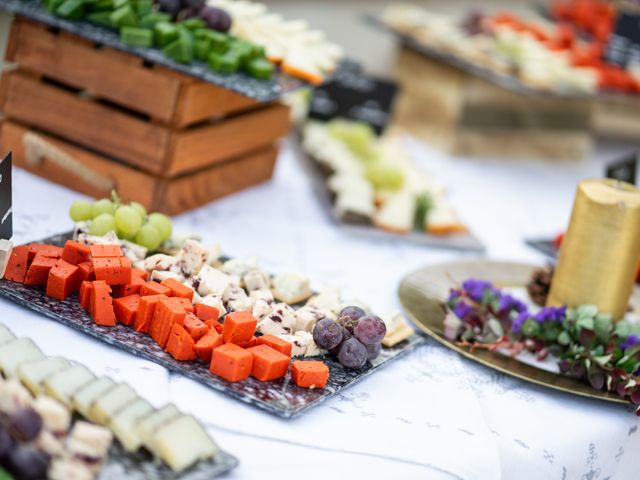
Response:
[547,179,640,320]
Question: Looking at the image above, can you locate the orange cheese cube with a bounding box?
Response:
[24,253,57,286]
[210,343,252,382]
[134,294,167,333]
[27,244,62,262]
[89,244,123,258]
[113,294,141,326]
[46,259,80,300]
[93,257,131,285]
[291,361,329,389]
[247,345,290,381]
[112,275,144,298]
[183,313,209,342]
[165,323,196,361]
[195,303,219,322]
[131,268,148,281]
[4,245,29,283]
[78,280,94,309]
[89,280,116,327]
[222,311,257,345]
[160,278,194,301]
[194,330,223,363]
[77,261,95,282]
[255,335,293,357]
[61,240,91,265]
[150,297,186,348]
[140,281,171,297]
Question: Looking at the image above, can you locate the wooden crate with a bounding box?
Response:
[0,17,290,212]
[393,47,594,161]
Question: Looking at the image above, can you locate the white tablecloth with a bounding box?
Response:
[4,135,639,480]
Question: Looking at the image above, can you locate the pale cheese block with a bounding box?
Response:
[0,322,15,345]
[372,192,414,234]
[196,265,232,297]
[152,415,218,472]
[0,378,34,413]
[271,273,313,304]
[33,395,71,434]
[44,365,95,407]
[136,404,181,454]
[72,377,116,418]
[110,398,153,452]
[277,334,307,357]
[294,331,326,357]
[0,338,44,378]
[88,383,137,425]
[68,420,113,461]
[0,239,13,278]
[18,357,70,396]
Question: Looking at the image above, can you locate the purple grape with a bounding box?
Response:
[337,337,368,369]
[8,408,42,442]
[0,427,14,458]
[364,342,381,361]
[312,318,343,350]
[328,327,351,356]
[337,305,366,334]
[4,445,49,480]
[199,6,232,32]
[158,0,181,17]
[181,0,204,9]
[354,315,386,345]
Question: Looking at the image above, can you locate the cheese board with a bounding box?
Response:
[0,231,424,418]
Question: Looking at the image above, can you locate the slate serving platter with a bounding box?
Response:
[0,0,306,102]
[0,232,425,418]
[296,134,486,253]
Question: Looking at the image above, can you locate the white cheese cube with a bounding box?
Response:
[272,273,312,304]
[243,269,270,291]
[257,303,296,336]
[49,458,94,480]
[143,254,177,272]
[36,430,65,458]
[277,334,307,357]
[152,415,218,472]
[196,265,232,297]
[173,239,208,278]
[295,331,326,357]
[18,357,70,396]
[68,421,113,461]
[306,284,342,315]
[150,270,183,283]
[0,338,44,378]
[223,285,253,312]
[88,383,137,425]
[0,239,12,278]
[199,295,226,318]
[293,305,333,332]
[120,239,147,263]
[33,395,71,434]
[136,404,181,453]
[110,398,153,452]
[206,244,222,265]
[44,365,95,407]
[0,379,34,413]
[72,377,115,418]
[221,256,258,277]
[0,324,15,345]
[252,299,273,321]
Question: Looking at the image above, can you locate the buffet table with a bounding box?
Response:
[4,134,639,479]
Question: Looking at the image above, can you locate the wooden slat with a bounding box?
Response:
[0,120,158,207]
[1,70,169,174]
[11,19,181,122]
[158,146,277,214]
[173,81,259,128]
[4,17,22,62]
[169,103,289,175]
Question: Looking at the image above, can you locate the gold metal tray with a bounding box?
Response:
[398,260,640,406]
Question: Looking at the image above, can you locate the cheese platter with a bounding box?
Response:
[0,223,424,418]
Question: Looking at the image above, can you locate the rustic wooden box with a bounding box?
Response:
[0,17,290,213]
[393,47,595,161]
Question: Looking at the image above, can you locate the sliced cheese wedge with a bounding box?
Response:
[136,404,180,454]
[17,357,70,396]
[372,192,415,234]
[44,365,95,407]
[88,383,137,425]
[72,377,115,418]
[110,398,153,452]
[0,338,44,378]
[152,415,218,472]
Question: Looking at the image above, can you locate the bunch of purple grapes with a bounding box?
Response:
[157,0,232,32]
[0,407,49,479]
[313,306,386,370]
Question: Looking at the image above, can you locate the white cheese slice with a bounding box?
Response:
[306,284,342,315]
[152,415,218,472]
[0,239,13,278]
[277,334,308,357]
[18,357,70,396]
[257,303,296,336]
[196,265,232,297]
[136,404,181,453]
[36,430,66,458]
[88,383,137,425]
[252,299,272,321]
[110,398,154,452]
[206,244,222,266]
[72,377,116,418]
[292,305,333,332]
[68,420,113,461]
[33,395,71,434]
[0,338,44,378]
[223,285,253,312]
[44,365,95,407]
[373,192,415,234]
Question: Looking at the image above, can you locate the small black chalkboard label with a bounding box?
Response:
[605,11,640,67]
[309,65,398,135]
[606,152,638,185]
[0,153,12,240]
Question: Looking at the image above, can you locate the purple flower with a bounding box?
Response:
[512,311,530,334]
[462,279,494,302]
[534,306,566,323]
[498,294,527,314]
[621,335,640,351]
[453,301,473,320]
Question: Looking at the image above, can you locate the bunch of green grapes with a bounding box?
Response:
[69,194,172,251]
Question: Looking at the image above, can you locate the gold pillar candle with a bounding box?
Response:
[547,179,640,320]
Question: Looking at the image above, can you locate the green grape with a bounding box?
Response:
[130,201,147,219]
[89,213,116,236]
[69,200,93,222]
[327,120,378,161]
[135,224,162,251]
[147,212,172,243]
[365,163,404,191]
[115,205,143,238]
[91,199,116,218]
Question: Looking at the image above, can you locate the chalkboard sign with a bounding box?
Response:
[0,154,12,240]
[606,152,638,185]
[605,11,640,68]
[309,65,398,135]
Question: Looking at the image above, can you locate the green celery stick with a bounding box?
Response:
[139,12,171,28]
[154,21,179,47]
[208,50,239,74]
[245,57,274,80]
[120,26,153,47]
[162,37,194,63]
[133,0,152,16]
[87,10,114,27]
[181,18,205,30]
[55,0,84,19]
[44,0,65,13]
[110,4,138,27]
[194,38,210,61]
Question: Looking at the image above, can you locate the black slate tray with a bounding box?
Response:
[101,441,238,479]
[0,232,424,418]
[296,134,486,253]
[0,0,305,102]
[525,238,558,260]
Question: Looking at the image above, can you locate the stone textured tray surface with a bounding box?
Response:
[0,232,425,418]
[0,0,305,102]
